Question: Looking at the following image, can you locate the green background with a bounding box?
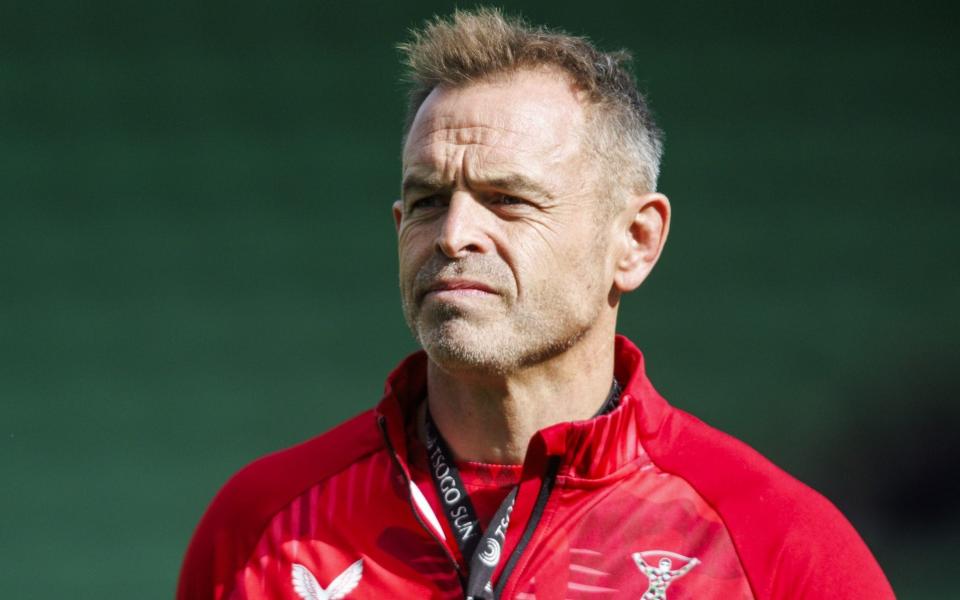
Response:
[2,1,957,597]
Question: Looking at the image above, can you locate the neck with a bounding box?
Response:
[424,326,617,464]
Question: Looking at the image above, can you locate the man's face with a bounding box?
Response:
[395,69,616,373]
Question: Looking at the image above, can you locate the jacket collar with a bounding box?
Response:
[374,335,669,480]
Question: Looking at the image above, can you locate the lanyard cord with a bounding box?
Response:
[424,379,621,599]
[425,411,514,599]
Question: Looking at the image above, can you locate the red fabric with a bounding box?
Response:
[175,409,385,600]
[407,426,522,529]
[645,408,894,599]
[177,336,895,599]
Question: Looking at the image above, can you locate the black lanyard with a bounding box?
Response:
[423,380,621,599]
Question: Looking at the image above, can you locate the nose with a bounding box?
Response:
[436,192,491,258]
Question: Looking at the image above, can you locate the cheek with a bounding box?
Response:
[397,218,436,251]
[396,245,418,285]
[397,226,432,283]
[555,233,611,289]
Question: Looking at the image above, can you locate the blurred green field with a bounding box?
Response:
[2,2,958,597]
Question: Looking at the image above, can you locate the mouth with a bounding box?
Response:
[422,279,498,299]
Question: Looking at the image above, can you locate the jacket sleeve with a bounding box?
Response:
[646,408,895,599]
[176,410,382,599]
[176,461,277,600]
[765,492,895,598]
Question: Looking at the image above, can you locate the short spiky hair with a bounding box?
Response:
[398,7,663,194]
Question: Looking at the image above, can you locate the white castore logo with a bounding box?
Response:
[291,559,363,600]
[632,550,699,600]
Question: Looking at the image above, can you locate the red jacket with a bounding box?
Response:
[177,336,894,599]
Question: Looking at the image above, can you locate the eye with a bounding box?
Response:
[490,193,526,206]
[408,194,446,212]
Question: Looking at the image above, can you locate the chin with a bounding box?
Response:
[416,321,592,377]
[407,297,601,374]
[416,321,519,375]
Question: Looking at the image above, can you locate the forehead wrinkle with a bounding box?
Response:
[404,129,580,203]
[402,79,592,199]
[407,122,550,157]
[405,127,566,175]
[406,70,590,149]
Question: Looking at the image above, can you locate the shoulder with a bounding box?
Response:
[643,405,894,599]
[204,409,383,526]
[648,406,826,525]
[176,409,384,600]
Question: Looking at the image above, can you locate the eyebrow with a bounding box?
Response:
[483,174,555,200]
[401,171,554,200]
[401,173,451,198]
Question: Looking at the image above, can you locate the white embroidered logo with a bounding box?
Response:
[291,559,363,600]
[632,550,700,600]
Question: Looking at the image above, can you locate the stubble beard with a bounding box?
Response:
[401,257,605,376]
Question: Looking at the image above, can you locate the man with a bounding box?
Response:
[178,9,894,599]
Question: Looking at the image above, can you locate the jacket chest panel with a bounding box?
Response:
[227,453,464,599]
[503,470,756,599]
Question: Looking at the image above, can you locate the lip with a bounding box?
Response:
[423,279,497,298]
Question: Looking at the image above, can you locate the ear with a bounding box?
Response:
[392,199,403,232]
[612,192,670,293]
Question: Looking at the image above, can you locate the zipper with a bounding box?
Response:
[493,456,561,598]
[378,415,466,588]
[378,414,559,599]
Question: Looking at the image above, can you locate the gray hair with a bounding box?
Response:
[398,7,664,196]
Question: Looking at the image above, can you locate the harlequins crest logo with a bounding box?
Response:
[632,550,700,600]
